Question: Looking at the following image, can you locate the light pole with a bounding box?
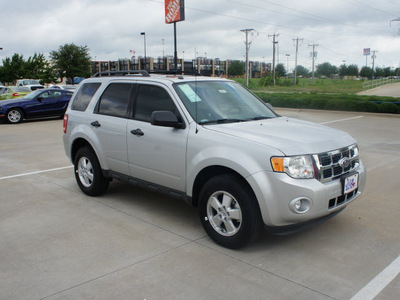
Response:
[140,32,146,70]
[162,39,165,57]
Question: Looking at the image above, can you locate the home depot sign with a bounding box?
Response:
[165,0,185,23]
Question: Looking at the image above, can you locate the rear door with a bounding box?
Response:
[90,82,135,174]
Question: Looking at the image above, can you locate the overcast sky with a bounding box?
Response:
[1,0,400,72]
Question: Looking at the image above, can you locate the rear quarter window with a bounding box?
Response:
[71,82,101,111]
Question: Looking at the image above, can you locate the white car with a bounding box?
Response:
[49,84,77,91]
[16,79,44,91]
[62,71,366,249]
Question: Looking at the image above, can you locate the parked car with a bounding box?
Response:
[0,86,31,100]
[0,88,73,123]
[63,71,366,249]
[49,84,77,91]
[16,79,45,91]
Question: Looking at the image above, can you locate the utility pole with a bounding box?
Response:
[241,29,254,87]
[371,50,377,80]
[285,54,290,77]
[269,33,279,85]
[293,37,303,85]
[309,43,319,84]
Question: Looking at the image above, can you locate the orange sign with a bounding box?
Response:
[165,0,185,24]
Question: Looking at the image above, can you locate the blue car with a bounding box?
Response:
[0,89,74,124]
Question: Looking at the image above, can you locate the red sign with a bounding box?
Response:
[165,0,185,24]
[363,48,371,56]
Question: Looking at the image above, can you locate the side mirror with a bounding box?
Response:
[265,103,274,110]
[151,111,184,129]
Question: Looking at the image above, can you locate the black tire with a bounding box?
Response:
[7,108,23,124]
[199,174,261,249]
[74,147,109,196]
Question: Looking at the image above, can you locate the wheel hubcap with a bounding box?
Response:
[77,157,94,188]
[206,191,242,236]
[8,110,21,123]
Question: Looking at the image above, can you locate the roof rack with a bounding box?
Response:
[92,70,150,77]
[149,70,202,76]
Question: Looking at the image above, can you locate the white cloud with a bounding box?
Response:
[0,0,399,69]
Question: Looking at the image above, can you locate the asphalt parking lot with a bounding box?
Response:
[0,109,399,300]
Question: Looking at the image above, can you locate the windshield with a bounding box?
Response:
[23,80,41,85]
[174,81,277,124]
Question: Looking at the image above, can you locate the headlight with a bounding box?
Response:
[271,155,315,179]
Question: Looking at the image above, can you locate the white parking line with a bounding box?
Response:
[0,166,73,181]
[319,115,364,125]
[350,255,400,300]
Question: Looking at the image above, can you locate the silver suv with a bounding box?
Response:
[63,71,366,249]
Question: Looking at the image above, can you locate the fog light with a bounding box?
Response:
[289,197,312,214]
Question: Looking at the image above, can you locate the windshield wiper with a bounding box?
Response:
[247,116,273,121]
[199,118,245,125]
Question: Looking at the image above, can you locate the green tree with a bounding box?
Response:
[347,64,359,76]
[0,53,58,84]
[0,54,26,82]
[374,67,384,78]
[50,43,91,84]
[339,64,347,76]
[228,60,245,76]
[360,66,372,79]
[316,62,338,77]
[295,65,309,77]
[275,63,286,77]
[339,64,359,76]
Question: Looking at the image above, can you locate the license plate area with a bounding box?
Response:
[342,172,359,194]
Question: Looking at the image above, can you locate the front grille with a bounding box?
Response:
[314,144,359,183]
[329,188,358,209]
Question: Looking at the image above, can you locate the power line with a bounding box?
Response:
[145,0,385,37]
[340,0,397,17]
[255,0,386,33]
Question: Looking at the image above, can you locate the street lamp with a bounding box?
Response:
[140,32,146,70]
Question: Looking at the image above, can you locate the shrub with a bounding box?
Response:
[254,92,399,114]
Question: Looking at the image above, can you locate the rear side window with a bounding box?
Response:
[96,83,134,118]
[71,82,101,111]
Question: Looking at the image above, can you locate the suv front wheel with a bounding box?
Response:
[199,174,260,249]
[74,147,109,196]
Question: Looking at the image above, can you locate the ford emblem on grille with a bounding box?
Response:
[339,157,350,168]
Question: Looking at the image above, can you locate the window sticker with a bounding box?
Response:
[218,89,228,94]
[178,84,202,103]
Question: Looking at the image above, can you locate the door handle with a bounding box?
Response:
[131,128,144,136]
[91,121,101,128]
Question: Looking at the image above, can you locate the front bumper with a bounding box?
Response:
[247,160,366,227]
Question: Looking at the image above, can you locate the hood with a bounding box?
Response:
[204,117,356,156]
[0,97,29,106]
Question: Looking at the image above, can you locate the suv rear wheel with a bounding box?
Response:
[74,147,109,196]
[199,174,260,249]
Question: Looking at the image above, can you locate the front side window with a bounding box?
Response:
[174,81,277,124]
[96,83,134,118]
[40,91,62,99]
[71,82,101,111]
[134,85,178,122]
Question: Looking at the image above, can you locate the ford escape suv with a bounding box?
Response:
[63,71,366,249]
